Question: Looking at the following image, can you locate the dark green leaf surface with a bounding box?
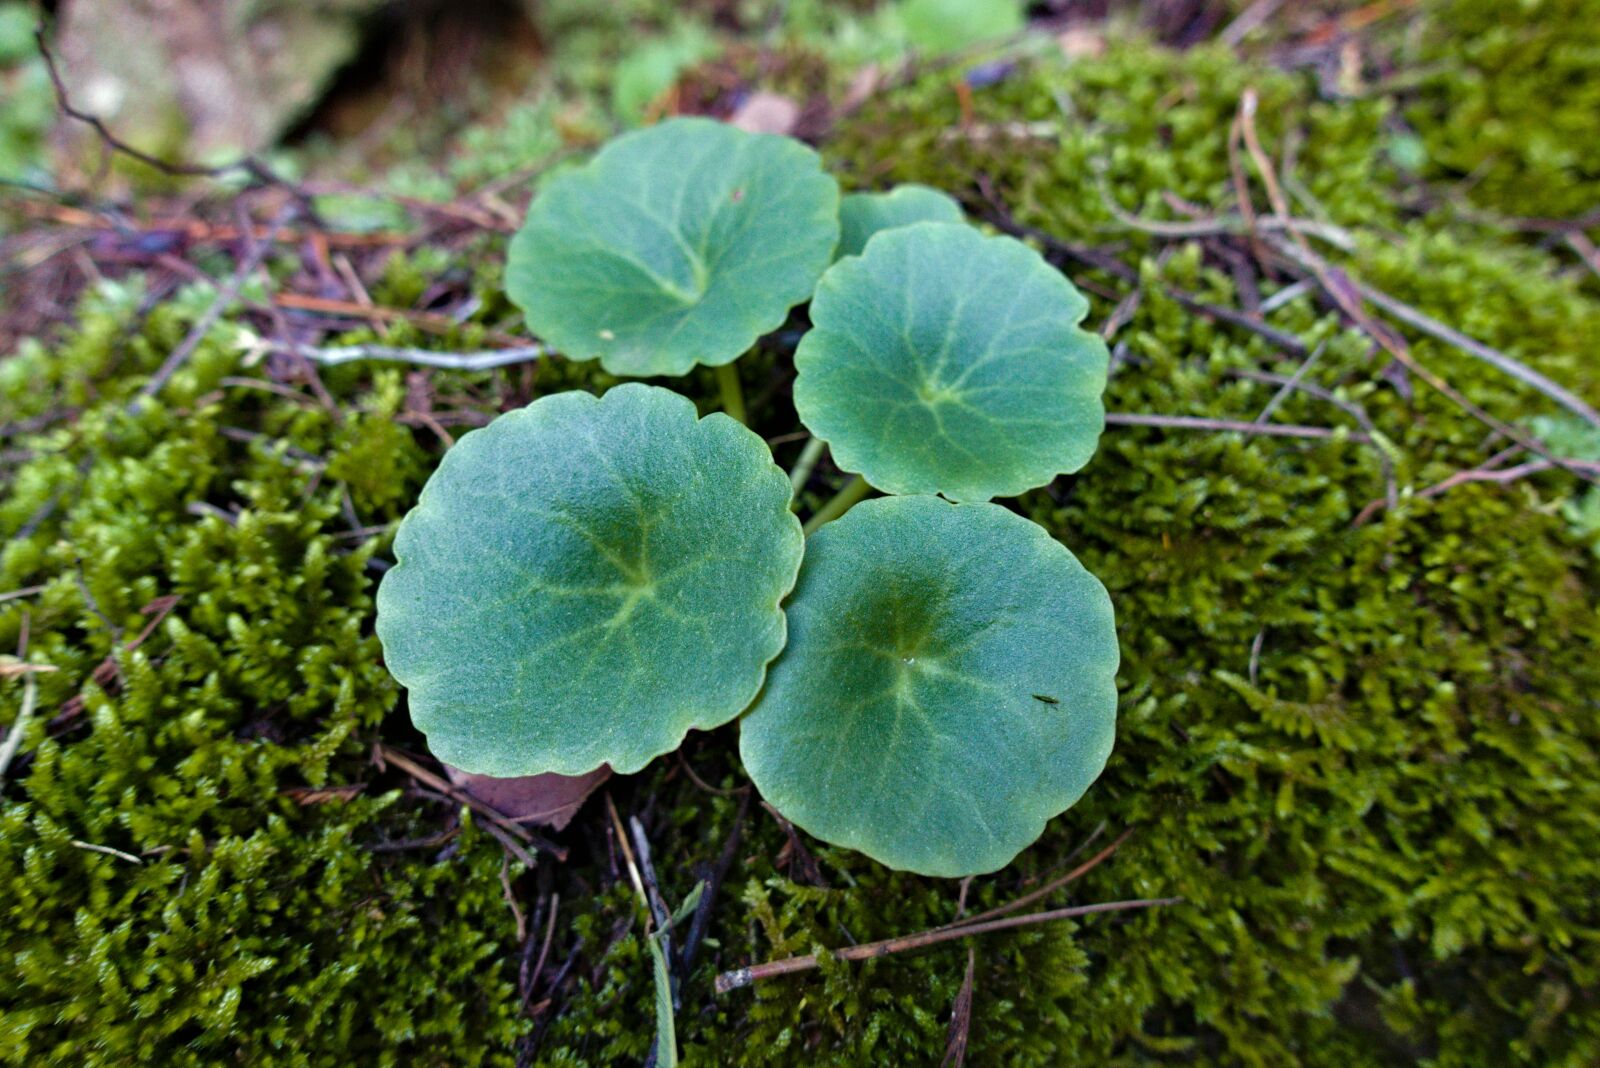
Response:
[376,384,804,776]
[740,495,1119,876]
[505,118,840,377]
[794,222,1108,502]
[836,184,963,259]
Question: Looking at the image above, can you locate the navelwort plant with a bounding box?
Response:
[376,117,1117,880]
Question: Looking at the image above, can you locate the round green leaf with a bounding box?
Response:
[740,495,1119,877]
[376,383,804,777]
[837,184,963,260]
[505,117,840,377]
[794,222,1108,502]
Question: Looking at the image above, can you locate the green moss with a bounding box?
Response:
[4,20,1599,1068]
[1405,0,1600,221]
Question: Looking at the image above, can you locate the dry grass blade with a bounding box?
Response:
[0,614,38,789]
[941,948,977,1068]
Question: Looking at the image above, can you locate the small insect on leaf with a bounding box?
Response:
[1032,694,1060,704]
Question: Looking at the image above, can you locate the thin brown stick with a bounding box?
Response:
[373,744,567,861]
[941,828,1136,933]
[35,26,298,192]
[70,839,142,864]
[1353,455,1600,525]
[484,821,540,870]
[1265,234,1600,482]
[1254,341,1327,425]
[522,892,561,1011]
[677,751,750,797]
[714,897,1180,993]
[1106,413,1369,442]
[1226,367,1399,508]
[364,829,458,853]
[1453,205,1600,235]
[1095,179,1354,249]
[1566,232,1600,284]
[136,206,292,404]
[979,195,1308,355]
[26,202,410,248]
[500,853,528,941]
[1417,459,1565,496]
[1221,0,1286,45]
[1346,269,1600,429]
[1153,287,1312,356]
[1234,89,1600,483]
[272,293,519,345]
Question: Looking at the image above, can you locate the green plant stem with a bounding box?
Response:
[803,475,871,536]
[789,436,827,495]
[714,362,746,425]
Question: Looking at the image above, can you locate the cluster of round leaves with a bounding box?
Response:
[380,118,1118,877]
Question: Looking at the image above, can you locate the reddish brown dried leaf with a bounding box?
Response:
[444,764,611,831]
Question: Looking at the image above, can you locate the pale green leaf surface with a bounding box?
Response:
[376,384,804,777]
[612,26,716,125]
[794,222,1108,502]
[900,0,1024,54]
[505,117,840,377]
[740,496,1119,877]
[836,184,963,260]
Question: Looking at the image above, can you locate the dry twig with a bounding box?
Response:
[1232,88,1599,482]
[273,340,546,371]
[1106,413,1369,442]
[940,828,1136,933]
[714,897,1180,993]
[35,26,302,193]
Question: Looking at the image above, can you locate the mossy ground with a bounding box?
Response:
[3,4,1599,1065]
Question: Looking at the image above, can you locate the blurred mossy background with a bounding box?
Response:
[3,0,1599,1064]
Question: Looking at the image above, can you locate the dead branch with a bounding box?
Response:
[35,25,302,194]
